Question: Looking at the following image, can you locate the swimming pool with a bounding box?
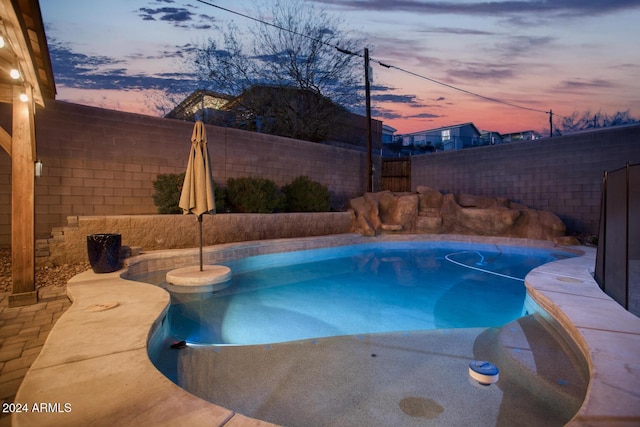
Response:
[140,241,573,346]
[132,236,591,426]
[21,234,631,426]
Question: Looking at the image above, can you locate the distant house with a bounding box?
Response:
[382,124,397,144]
[392,122,482,155]
[219,84,347,141]
[165,90,233,123]
[166,86,382,150]
[502,130,543,143]
[480,130,504,145]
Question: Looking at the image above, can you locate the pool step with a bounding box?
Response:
[494,314,589,415]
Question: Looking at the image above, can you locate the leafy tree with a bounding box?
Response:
[553,109,638,135]
[191,0,363,141]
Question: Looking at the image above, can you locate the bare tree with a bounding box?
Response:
[191,0,363,141]
[554,109,638,135]
[145,87,191,118]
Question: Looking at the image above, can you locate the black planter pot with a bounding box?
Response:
[87,234,121,273]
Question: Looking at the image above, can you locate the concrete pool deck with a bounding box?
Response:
[8,234,640,426]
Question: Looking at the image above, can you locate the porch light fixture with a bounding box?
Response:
[0,35,5,49]
[9,68,20,79]
[19,92,28,102]
[35,159,43,177]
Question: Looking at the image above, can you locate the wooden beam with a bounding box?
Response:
[0,83,14,104]
[9,84,36,307]
[0,125,10,155]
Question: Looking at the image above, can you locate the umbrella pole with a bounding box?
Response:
[198,215,203,271]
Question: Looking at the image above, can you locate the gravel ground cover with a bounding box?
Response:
[0,248,90,293]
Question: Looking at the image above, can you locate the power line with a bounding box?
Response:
[195,0,348,50]
[194,0,559,119]
[375,61,551,115]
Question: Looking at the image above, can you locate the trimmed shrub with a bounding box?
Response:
[152,173,185,214]
[226,177,284,213]
[214,186,227,213]
[282,176,331,212]
[153,172,225,214]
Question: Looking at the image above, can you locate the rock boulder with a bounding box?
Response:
[349,188,568,242]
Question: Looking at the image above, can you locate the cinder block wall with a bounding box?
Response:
[0,100,374,247]
[411,124,640,235]
[4,100,639,247]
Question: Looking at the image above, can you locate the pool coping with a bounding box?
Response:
[12,233,640,426]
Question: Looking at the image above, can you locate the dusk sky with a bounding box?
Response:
[40,0,640,134]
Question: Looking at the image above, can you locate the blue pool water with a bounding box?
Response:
[146,241,572,346]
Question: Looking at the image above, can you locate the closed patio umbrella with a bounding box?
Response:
[179,121,216,271]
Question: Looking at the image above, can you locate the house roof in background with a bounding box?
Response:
[401,122,481,136]
[165,89,233,120]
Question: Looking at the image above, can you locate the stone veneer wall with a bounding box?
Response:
[0,100,378,247]
[411,124,640,235]
[124,233,368,278]
[42,212,353,266]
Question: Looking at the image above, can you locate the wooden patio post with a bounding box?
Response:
[9,85,37,307]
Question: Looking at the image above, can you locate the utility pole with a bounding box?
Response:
[549,109,553,137]
[201,90,205,122]
[364,48,373,192]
